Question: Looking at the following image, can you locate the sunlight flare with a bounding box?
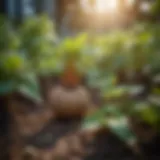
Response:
[82,0,136,13]
[96,0,118,13]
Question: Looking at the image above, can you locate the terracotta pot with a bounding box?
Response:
[49,85,93,118]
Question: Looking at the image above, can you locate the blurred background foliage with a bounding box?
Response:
[0,15,160,95]
[0,0,160,142]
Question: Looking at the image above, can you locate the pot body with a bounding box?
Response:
[49,85,92,118]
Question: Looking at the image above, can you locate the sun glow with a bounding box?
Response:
[96,0,118,13]
[81,0,118,13]
[82,0,135,13]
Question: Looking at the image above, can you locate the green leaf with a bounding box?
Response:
[18,73,42,102]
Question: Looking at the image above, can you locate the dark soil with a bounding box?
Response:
[0,87,160,160]
[25,119,139,160]
[1,116,160,160]
[0,96,10,160]
[26,118,82,149]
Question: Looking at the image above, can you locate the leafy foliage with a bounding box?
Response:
[19,15,58,74]
[0,15,160,136]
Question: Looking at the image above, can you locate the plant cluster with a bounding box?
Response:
[0,15,160,126]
